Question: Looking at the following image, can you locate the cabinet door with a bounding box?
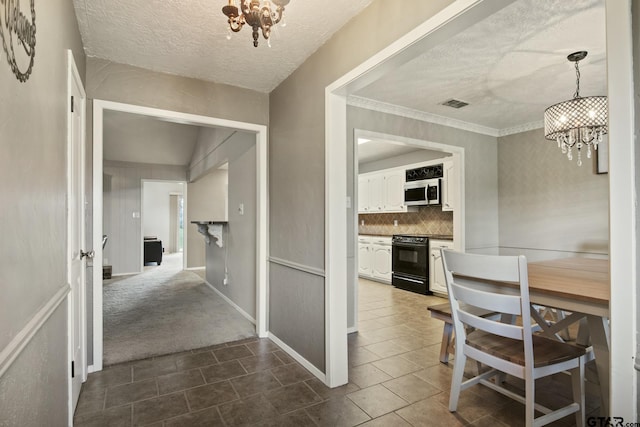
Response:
[429,240,454,294]
[358,242,372,276]
[371,244,392,283]
[358,177,370,213]
[383,169,405,212]
[368,174,384,213]
[442,161,456,212]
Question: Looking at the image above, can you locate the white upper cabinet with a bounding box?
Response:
[383,169,405,211]
[358,169,411,214]
[368,173,384,213]
[358,176,370,213]
[442,160,457,212]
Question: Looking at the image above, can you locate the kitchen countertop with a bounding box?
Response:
[359,233,453,240]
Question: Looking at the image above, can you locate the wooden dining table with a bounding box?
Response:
[527,257,610,414]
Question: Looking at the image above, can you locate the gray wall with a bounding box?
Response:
[103,161,187,274]
[497,129,609,261]
[0,0,85,424]
[206,143,257,318]
[187,169,228,268]
[86,58,269,127]
[269,0,454,371]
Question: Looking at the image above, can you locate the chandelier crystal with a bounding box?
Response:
[222,0,290,47]
[543,51,608,166]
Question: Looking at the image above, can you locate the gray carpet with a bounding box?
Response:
[103,253,256,365]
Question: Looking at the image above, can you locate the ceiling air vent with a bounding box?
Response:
[441,99,469,109]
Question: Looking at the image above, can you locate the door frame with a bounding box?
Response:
[66,49,87,421]
[91,100,269,371]
[326,0,637,416]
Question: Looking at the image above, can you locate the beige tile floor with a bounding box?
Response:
[74,278,599,426]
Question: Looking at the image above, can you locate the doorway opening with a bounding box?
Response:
[350,129,465,333]
[141,180,187,270]
[91,100,268,372]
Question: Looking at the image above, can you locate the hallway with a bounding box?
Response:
[103,253,255,365]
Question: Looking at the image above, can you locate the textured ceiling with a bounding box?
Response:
[353,0,606,133]
[73,0,373,93]
[104,111,200,166]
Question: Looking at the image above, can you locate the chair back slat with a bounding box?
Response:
[441,249,521,282]
[450,282,522,316]
[458,311,524,340]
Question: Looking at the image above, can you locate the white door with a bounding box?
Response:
[67,51,87,415]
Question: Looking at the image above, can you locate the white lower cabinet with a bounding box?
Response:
[358,241,372,276]
[358,236,392,284]
[429,239,454,295]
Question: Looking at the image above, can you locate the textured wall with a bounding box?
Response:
[497,128,609,261]
[187,170,228,268]
[268,0,454,372]
[206,144,257,318]
[103,161,187,274]
[0,0,86,424]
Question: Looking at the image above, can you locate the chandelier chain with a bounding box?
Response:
[574,60,581,99]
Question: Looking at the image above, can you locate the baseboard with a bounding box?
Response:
[347,326,358,334]
[0,284,70,378]
[185,266,205,271]
[204,280,256,325]
[268,332,326,383]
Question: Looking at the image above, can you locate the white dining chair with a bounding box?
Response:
[441,250,587,427]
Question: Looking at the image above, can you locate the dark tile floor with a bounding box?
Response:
[75,279,600,426]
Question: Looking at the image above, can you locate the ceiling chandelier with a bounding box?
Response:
[222,0,290,47]
[543,51,608,166]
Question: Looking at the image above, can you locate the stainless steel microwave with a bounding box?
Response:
[404,178,441,206]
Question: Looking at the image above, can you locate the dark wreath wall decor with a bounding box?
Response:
[1,0,36,83]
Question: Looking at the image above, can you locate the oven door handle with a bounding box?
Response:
[392,243,428,248]
[394,276,424,284]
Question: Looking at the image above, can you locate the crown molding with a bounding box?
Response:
[497,121,544,137]
[347,96,544,138]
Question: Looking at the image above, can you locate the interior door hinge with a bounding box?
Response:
[71,96,74,113]
[71,361,75,378]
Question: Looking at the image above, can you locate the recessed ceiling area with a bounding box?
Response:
[351,0,606,135]
[103,111,201,166]
[358,138,450,166]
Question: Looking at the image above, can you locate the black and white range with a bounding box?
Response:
[391,234,430,294]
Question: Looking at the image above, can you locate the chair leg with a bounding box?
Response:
[440,323,453,364]
[525,375,535,427]
[448,348,466,411]
[571,361,586,427]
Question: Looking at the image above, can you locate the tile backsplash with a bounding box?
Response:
[359,206,453,236]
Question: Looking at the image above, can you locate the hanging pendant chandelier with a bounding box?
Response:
[222,0,290,47]
[543,51,608,166]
